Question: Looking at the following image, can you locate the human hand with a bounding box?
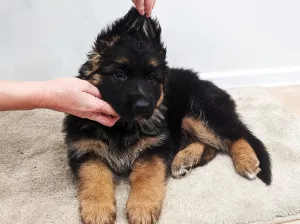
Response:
[132,0,156,18]
[40,78,119,127]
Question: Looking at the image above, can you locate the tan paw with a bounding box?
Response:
[171,157,194,178]
[231,139,262,180]
[127,203,161,224]
[171,144,204,178]
[233,154,261,179]
[80,200,116,224]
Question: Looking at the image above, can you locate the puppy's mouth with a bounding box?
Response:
[116,113,153,123]
[133,115,152,122]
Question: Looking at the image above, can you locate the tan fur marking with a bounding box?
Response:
[85,35,119,77]
[78,160,116,224]
[73,139,108,156]
[156,84,164,107]
[116,56,129,64]
[82,68,93,77]
[89,52,101,70]
[182,117,228,151]
[230,139,261,179]
[127,157,166,224]
[83,51,101,77]
[148,58,159,67]
[88,73,102,86]
[171,142,205,178]
[131,135,165,154]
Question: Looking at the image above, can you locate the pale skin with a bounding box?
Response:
[0,78,119,127]
[132,0,156,17]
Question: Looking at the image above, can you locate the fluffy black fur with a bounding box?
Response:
[63,7,272,224]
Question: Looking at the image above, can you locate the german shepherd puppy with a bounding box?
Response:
[63,8,272,224]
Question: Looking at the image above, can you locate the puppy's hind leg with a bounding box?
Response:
[237,131,272,185]
[187,79,272,185]
[229,139,261,180]
[171,142,217,178]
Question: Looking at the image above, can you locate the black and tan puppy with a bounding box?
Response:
[63,8,272,224]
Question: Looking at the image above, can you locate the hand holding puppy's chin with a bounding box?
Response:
[39,77,120,127]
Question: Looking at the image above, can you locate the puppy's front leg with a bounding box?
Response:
[78,159,116,224]
[126,156,166,224]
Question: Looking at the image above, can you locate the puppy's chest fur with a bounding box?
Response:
[70,119,168,175]
[106,131,167,174]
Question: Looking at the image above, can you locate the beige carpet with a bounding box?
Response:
[1,87,300,224]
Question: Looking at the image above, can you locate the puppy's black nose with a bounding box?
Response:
[133,99,150,117]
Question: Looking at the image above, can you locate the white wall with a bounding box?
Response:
[1,0,300,87]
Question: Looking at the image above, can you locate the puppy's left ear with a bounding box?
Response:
[139,18,163,45]
[123,14,163,46]
[144,19,160,40]
[141,18,166,57]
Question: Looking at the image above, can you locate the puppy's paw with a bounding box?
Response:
[126,203,161,224]
[231,139,261,180]
[171,148,200,178]
[171,160,193,178]
[80,199,116,224]
[233,152,261,179]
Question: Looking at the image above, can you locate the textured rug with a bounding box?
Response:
[1,87,300,224]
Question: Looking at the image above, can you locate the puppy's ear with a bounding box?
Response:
[141,18,162,44]
[93,7,143,54]
[83,7,166,74]
[124,15,163,46]
[81,8,142,74]
[142,18,166,57]
[125,15,165,56]
[93,7,164,53]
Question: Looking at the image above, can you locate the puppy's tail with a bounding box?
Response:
[244,131,272,185]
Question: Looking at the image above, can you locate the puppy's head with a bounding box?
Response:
[79,8,167,122]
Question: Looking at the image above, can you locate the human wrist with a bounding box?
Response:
[26,81,49,109]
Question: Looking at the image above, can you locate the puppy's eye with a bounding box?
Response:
[147,73,156,81]
[114,69,127,80]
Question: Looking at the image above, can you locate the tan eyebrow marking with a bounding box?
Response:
[148,58,159,67]
[116,56,130,64]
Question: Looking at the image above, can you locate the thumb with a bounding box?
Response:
[94,114,120,127]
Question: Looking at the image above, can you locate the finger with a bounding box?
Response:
[81,92,118,116]
[94,113,120,127]
[134,0,145,16]
[81,80,102,98]
[94,98,119,116]
[145,0,154,17]
[152,0,156,10]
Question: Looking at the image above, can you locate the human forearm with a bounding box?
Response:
[0,78,119,126]
[0,80,44,111]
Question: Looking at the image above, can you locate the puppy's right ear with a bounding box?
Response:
[93,7,143,54]
[78,8,142,79]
